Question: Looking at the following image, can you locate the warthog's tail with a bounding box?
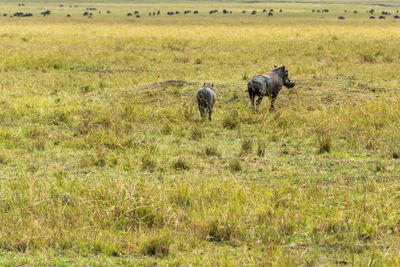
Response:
[248,81,256,106]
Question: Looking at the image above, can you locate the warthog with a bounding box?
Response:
[197,83,216,121]
[248,65,295,111]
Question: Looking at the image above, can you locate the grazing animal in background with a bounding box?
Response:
[248,65,295,111]
[370,16,375,19]
[268,12,273,16]
[394,15,400,19]
[197,83,216,121]
[379,15,386,19]
[338,16,345,19]
[251,10,257,15]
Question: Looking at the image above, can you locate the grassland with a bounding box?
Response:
[0,0,399,265]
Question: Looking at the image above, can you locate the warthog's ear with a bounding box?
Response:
[211,84,214,88]
[203,82,205,86]
[282,65,286,70]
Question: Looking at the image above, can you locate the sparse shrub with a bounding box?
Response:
[362,54,375,63]
[228,159,242,172]
[140,234,171,257]
[205,145,219,157]
[222,111,239,129]
[257,140,266,156]
[173,158,190,170]
[191,125,205,140]
[317,129,332,154]
[203,219,238,242]
[142,154,157,171]
[50,111,69,126]
[161,123,172,135]
[80,85,93,93]
[375,161,386,173]
[240,138,253,155]
[230,91,239,101]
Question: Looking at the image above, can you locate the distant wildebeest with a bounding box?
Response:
[136,15,140,18]
[251,10,257,15]
[322,9,329,13]
[268,12,273,16]
[270,9,274,12]
[149,12,151,16]
[353,10,358,14]
[184,10,191,14]
[394,15,400,19]
[67,14,71,17]
[194,10,199,14]
[223,9,228,14]
[197,83,216,121]
[338,16,345,19]
[60,4,63,7]
[176,11,180,14]
[280,9,283,12]
[263,9,267,13]
[317,10,320,13]
[127,13,132,16]
[153,12,155,15]
[312,9,315,13]
[83,11,89,16]
[3,13,7,16]
[134,11,139,14]
[157,10,160,15]
[107,10,110,14]
[41,10,51,16]
[368,9,374,14]
[248,65,295,111]
[379,15,386,19]
[167,11,174,15]
[242,10,246,14]
[369,16,375,19]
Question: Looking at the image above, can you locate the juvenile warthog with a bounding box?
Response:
[248,65,295,111]
[197,83,216,121]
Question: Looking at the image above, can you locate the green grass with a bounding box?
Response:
[0,0,400,265]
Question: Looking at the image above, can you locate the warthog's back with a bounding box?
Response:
[248,74,281,97]
[197,87,216,107]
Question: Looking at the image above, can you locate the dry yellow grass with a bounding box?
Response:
[0,1,399,265]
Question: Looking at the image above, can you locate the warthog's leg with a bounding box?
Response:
[207,107,212,121]
[269,93,278,112]
[198,104,205,120]
[255,96,263,110]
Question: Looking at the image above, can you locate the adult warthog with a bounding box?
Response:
[248,65,295,111]
[197,83,216,121]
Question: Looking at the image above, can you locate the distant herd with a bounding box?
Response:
[5,4,400,19]
[312,8,400,19]
[197,66,295,121]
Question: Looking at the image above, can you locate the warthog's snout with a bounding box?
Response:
[284,79,295,88]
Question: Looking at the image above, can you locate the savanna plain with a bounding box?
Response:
[0,0,400,265]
